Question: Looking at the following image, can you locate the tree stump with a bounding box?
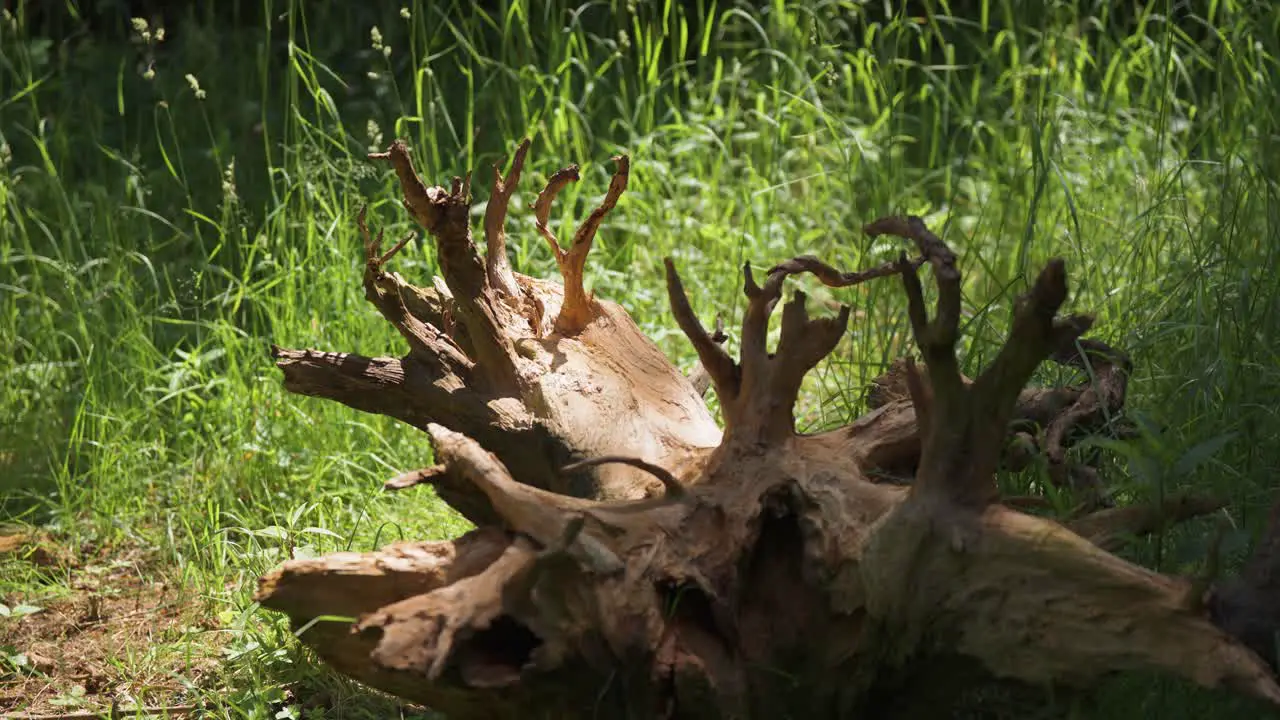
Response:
[256,139,1280,718]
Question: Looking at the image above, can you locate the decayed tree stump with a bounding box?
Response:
[256,139,1280,718]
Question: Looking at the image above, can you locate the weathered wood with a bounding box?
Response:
[257,139,1280,718]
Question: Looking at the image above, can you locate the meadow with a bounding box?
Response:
[2,0,1279,716]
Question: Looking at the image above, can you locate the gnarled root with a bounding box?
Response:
[259,144,1280,718]
[273,140,719,502]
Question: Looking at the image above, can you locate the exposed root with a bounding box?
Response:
[359,205,416,271]
[865,216,1094,510]
[1042,338,1133,495]
[270,346,474,423]
[384,464,448,491]
[355,210,475,372]
[358,538,543,683]
[687,313,728,397]
[863,335,1132,500]
[370,140,522,393]
[532,165,581,233]
[256,527,514,621]
[560,456,686,499]
[865,216,963,387]
[667,256,855,444]
[484,138,531,299]
[767,254,926,288]
[532,157,631,334]
[1067,492,1228,551]
[665,259,741,409]
[425,423,623,574]
[278,140,723,503]
[902,356,932,430]
[259,143,1280,718]
[966,262,1094,490]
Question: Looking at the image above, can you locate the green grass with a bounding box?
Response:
[2,0,1279,716]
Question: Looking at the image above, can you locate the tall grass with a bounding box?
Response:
[2,0,1278,716]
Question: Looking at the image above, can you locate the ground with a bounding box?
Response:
[0,530,220,715]
[0,528,451,718]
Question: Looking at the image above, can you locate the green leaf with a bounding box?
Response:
[1173,432,1238,477]
[298,526,343,539]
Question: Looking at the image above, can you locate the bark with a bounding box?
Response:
[256,140,1280,718]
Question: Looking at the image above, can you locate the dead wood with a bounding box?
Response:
[484,138,531,299]
[274,139,720,502]
[257,140,1280,719]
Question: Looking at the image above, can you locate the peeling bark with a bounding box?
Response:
[257,139,1280,718]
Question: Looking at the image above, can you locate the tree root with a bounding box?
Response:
[257,141,1280,718]
[274,139,720,501]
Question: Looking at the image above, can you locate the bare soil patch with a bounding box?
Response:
[0,533,222,717]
